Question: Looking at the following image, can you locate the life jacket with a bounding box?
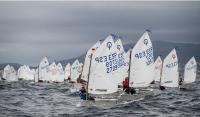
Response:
[122,79,129,89]
[79,90,86,100]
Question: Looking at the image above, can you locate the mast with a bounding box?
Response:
[86,53,93,100]
[128,50,132,88]
[159,56,166,90]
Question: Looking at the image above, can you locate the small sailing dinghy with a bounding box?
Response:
[154,56,162,82]
[2,65,18,82]
[150,56,163,88]
[80,34,124,106]
[179,56,197,90]
[70,59,83,83]
[38,57,49,82]
[160,48,179,90]
[56,63,65,83]
[68,60,83,92]
[48,62,57,82]
[118,31,154,102]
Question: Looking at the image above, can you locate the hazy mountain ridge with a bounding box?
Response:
[0,41,200,71]
[59,41,200,66]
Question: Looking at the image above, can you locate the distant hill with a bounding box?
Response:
[0,41,200,71]
[59,54,86,66]
[59,41,200,66]
[124,41,200,65]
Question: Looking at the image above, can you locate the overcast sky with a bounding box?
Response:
[0,1,200,65]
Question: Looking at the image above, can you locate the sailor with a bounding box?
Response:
[179,78,183,85]
[79,86,87,100]
[79,84,95,101]
[122,77,129,93]
[159,85,165,90]
[122,77,129,89]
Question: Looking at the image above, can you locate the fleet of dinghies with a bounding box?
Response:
[0,31,198,103]
[18,65,35,81]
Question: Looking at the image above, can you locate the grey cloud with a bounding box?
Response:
[0,1,200,65]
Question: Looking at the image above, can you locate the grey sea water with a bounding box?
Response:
[0,80,200,117]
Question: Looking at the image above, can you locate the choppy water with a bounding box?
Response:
[0,80,200,117]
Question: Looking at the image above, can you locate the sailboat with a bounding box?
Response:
[64,63,71,81]
[56,63,65,82]
[81,41,100,82]
[85,34,125,102]
[154,56,162,82]
[70,59,83,83]
[179,56,197,89]
[2,65,18,82]
[119,31,154,101]
[38,57,49,82]
[48,62,57,82]
[160,48,179,89]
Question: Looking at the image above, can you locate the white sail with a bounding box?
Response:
[64,63,71,80]
[114,38,127,84]
[48,62,57,82]
[129,32,154,88]
[71,60,82,82]
[30,69,35,81]
[18,65,34,80]
[161,49,179,87]
[56,63,65,82]
[88,34,122,94]
[18,65,26,80]
[38,57,49,81]
[183,57,197,84]
[3,65,18,82]
[81,41,100,81]
[154,56,162,82]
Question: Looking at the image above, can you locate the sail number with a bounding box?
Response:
[134,47,154,65]
[186,65,197,71]
[166,61,178,68]
[95,52,126,73]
